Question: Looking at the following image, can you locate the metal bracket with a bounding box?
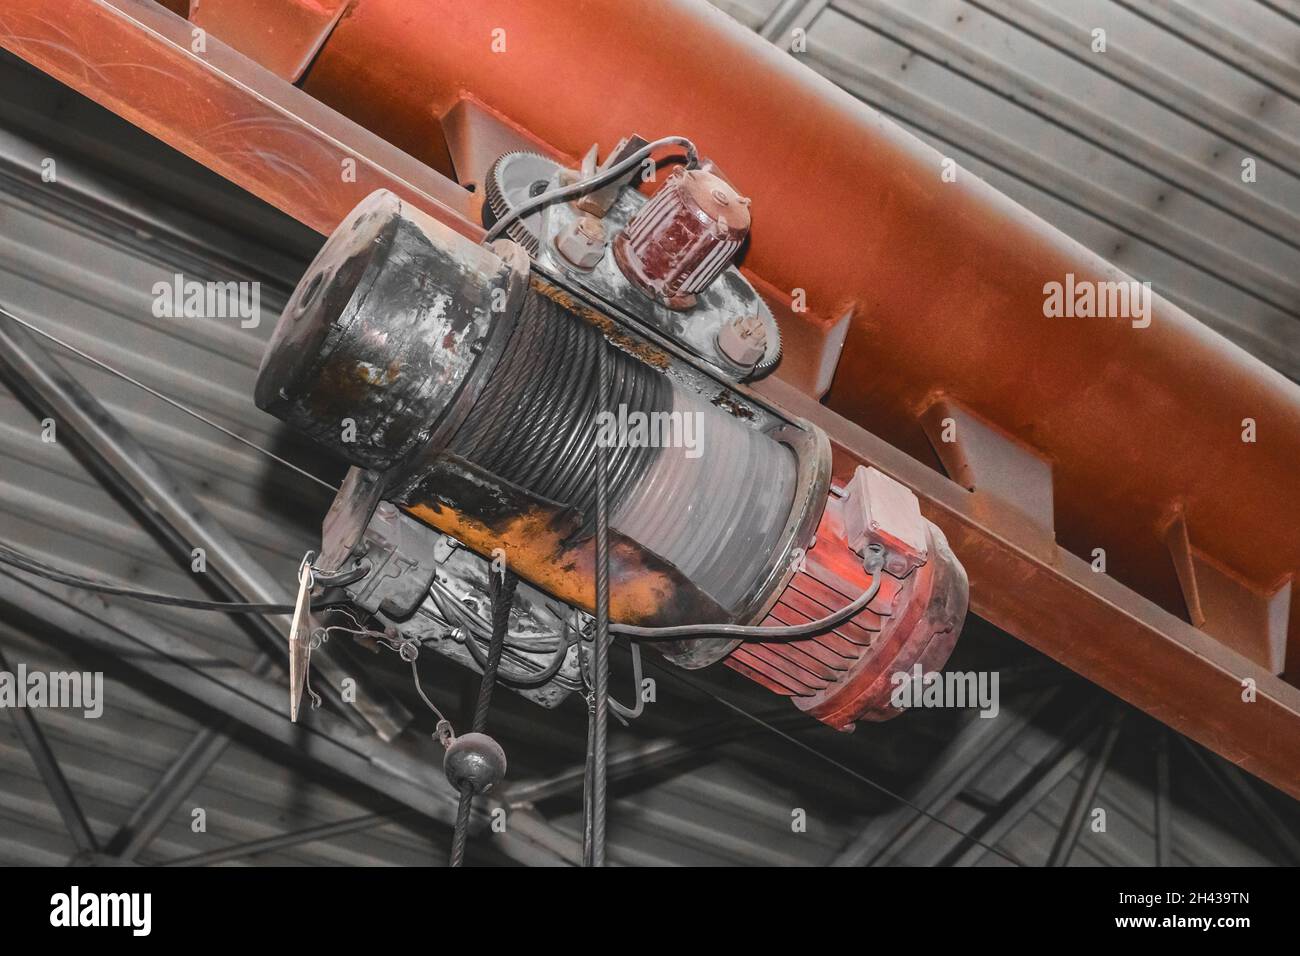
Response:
[1166,511,1291,675]
[921,397,1056,560]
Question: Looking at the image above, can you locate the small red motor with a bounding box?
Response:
[725,467,969,730]
[613,165,750,309]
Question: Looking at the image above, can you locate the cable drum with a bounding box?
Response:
[612,387,797,610]
[443,287,799,611]
[446,288,669,533]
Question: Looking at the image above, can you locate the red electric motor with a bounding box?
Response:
[727,466,969,730]
[613,164,751,310]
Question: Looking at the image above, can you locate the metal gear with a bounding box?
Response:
[483,150,563,255]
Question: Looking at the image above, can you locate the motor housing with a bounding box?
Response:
[612,165,751,310]
[726,467,968,729]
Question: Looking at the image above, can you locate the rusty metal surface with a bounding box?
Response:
[252,188,824,642]
[0,0,480,240]
[400,457,732,632]
[541,187,781,382]
[254,189,521,469]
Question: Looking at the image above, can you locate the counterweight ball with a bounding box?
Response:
[443,732,507,795]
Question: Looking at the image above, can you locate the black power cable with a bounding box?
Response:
[0,543,295,614]
[609,543,887,642]
[482,136,699,245]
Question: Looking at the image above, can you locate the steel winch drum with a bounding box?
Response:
[256,190,830,649]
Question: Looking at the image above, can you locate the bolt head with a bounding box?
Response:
[717,313,768,367]
[555,215,608,270]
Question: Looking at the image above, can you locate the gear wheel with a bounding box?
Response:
[483,150,563,255]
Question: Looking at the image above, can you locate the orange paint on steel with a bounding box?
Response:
[403,502,712,627]
[297,0,1300,668]
[190,0,351,82]
[0,0,481,241]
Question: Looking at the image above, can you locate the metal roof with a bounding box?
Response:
[2,0,1299,867]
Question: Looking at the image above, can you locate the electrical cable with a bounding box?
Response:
[608,544,887,642]
[0,543,295,614]
[410,658,451,728]
[482,136,699,245]
[427,580,569,688]
[577,635,644,722]
[456,609,571,688]
[610,640,644,721]
[428,580,563,651]
[448,569,517,868]
[0,305,338,493]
